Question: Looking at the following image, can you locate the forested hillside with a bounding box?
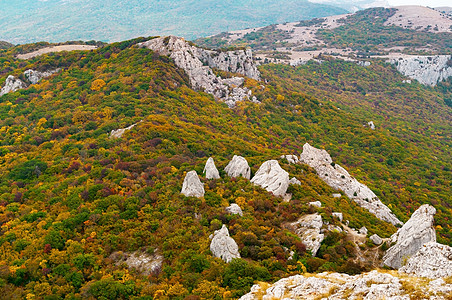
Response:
[0,37,450,298]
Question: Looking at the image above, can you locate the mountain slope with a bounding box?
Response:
[0,0,347,44]
[0,37,450,298]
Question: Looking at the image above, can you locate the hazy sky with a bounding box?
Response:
[388,0,451,6]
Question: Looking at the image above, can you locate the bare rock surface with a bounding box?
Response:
[368,121,376,130]
[389,55,452,86]
[0,75,27,96]
[251,160,289,197]
[209,225,240,263]
[24,69,59,84]
[383,204,437,269]
[289,214,324,256]
[281,154,299,164]
[400,242,452,279]
[110,121,141,139]
[370,234,383,245]
[203,157,220,179]
[240,269,452,300]
[299,143,402,226]
[181,170,205,198]
[110,249,163,276]
[225,203,243,216]
[138,36,260,107]
[289,177,301,185]
[384,6,452,33]
[332,212,343,222]
[224,155,251,179]
[309,201,322,207]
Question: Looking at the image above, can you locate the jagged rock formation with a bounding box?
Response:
[110,249,163,276]
[240,270,452,300]
[203,157,220,179]
[181,171,205,198]
[359,226,368,236]
[225,203,243,216]
[0,75,27,96]
[250,160,289,197]
[370,234,383,245]
[289,214,324,256]
[289,177,301,185]
[24,69,59,84]
[400,242,452,279]
[299,143,402,226]
[138,36,260,107]
[110,122,141,139]
[224,155,251,179]
[383,204,436,269]
[209,225,240,263]
[389,55,452,86]
[1,69,60,97]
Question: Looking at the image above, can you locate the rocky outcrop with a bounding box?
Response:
[383,204,436,269]
[209,225,240,263]
[299,143,402,226]
[110,121,141,139]
[225,203,243,216]
[359,226,368,236]
[203,157,220,179]
[224,155,251,179]
[370,234,383,245]
[289,177,301,185]
[367,121,375,130]
[24,69,59,84]
[1,69,60,97]
[281,154,299,164]
[138,36,260,107]
[250,160,289,197]
[110,249,163,276]
[289,214,324,256]
[240,270,452,300]
[309,201,322,207]
[181,171,205,198]
[0,75,27,96]
[389,55,452,86]
[400,242,452,279]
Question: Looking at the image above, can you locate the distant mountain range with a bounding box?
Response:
[0,0,350,44]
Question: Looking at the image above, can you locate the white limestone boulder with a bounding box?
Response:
[210,225,240,263]
[309,201,322,208]
[299,143,402,226]
[110,121,141,139]
[24,69,59,84]
[383,204,437,269]
[203,157,220,179]
[370,234,383,245]
[400,242,452,279]
[290,214,324,256]
[0,75,27,96]
[181,170,205,198]
[281,154,299,164]
[251,160,289,197]
[289,177,301,185]
[224,155,251,179]
[225,203,243,216]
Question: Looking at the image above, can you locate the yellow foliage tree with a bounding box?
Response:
[91,79,106,91]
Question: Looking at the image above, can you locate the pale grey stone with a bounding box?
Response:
[203,157,220,179]
[289,177,301,185]
[368,121,375,130]
[24,69,59,84]
[359,226,368,236]
[110,121,141,139]
[332,193,342,198]
[370,234,383,245]
[226,203,243,216]
[210,225,240,263]
[290,214,324,256]
[181,170,205,198]
[224,155,251,179]
[400,242,452,278]
[300,143,402,226]
[383,204,436,269]
[110,249,163,276]
[309,201,322,207]
[0,75,27,96]
[251,160,289,197]
[332,212,343,222]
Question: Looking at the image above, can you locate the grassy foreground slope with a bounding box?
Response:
[0,39,450,298]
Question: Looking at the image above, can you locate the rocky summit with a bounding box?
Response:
[383,204,437,269]
[138,36,260,107]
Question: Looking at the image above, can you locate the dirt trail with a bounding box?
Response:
[17,45,97,59]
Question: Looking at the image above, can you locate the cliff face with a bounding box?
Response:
[389,55,452,86]
[138,36,260,107]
